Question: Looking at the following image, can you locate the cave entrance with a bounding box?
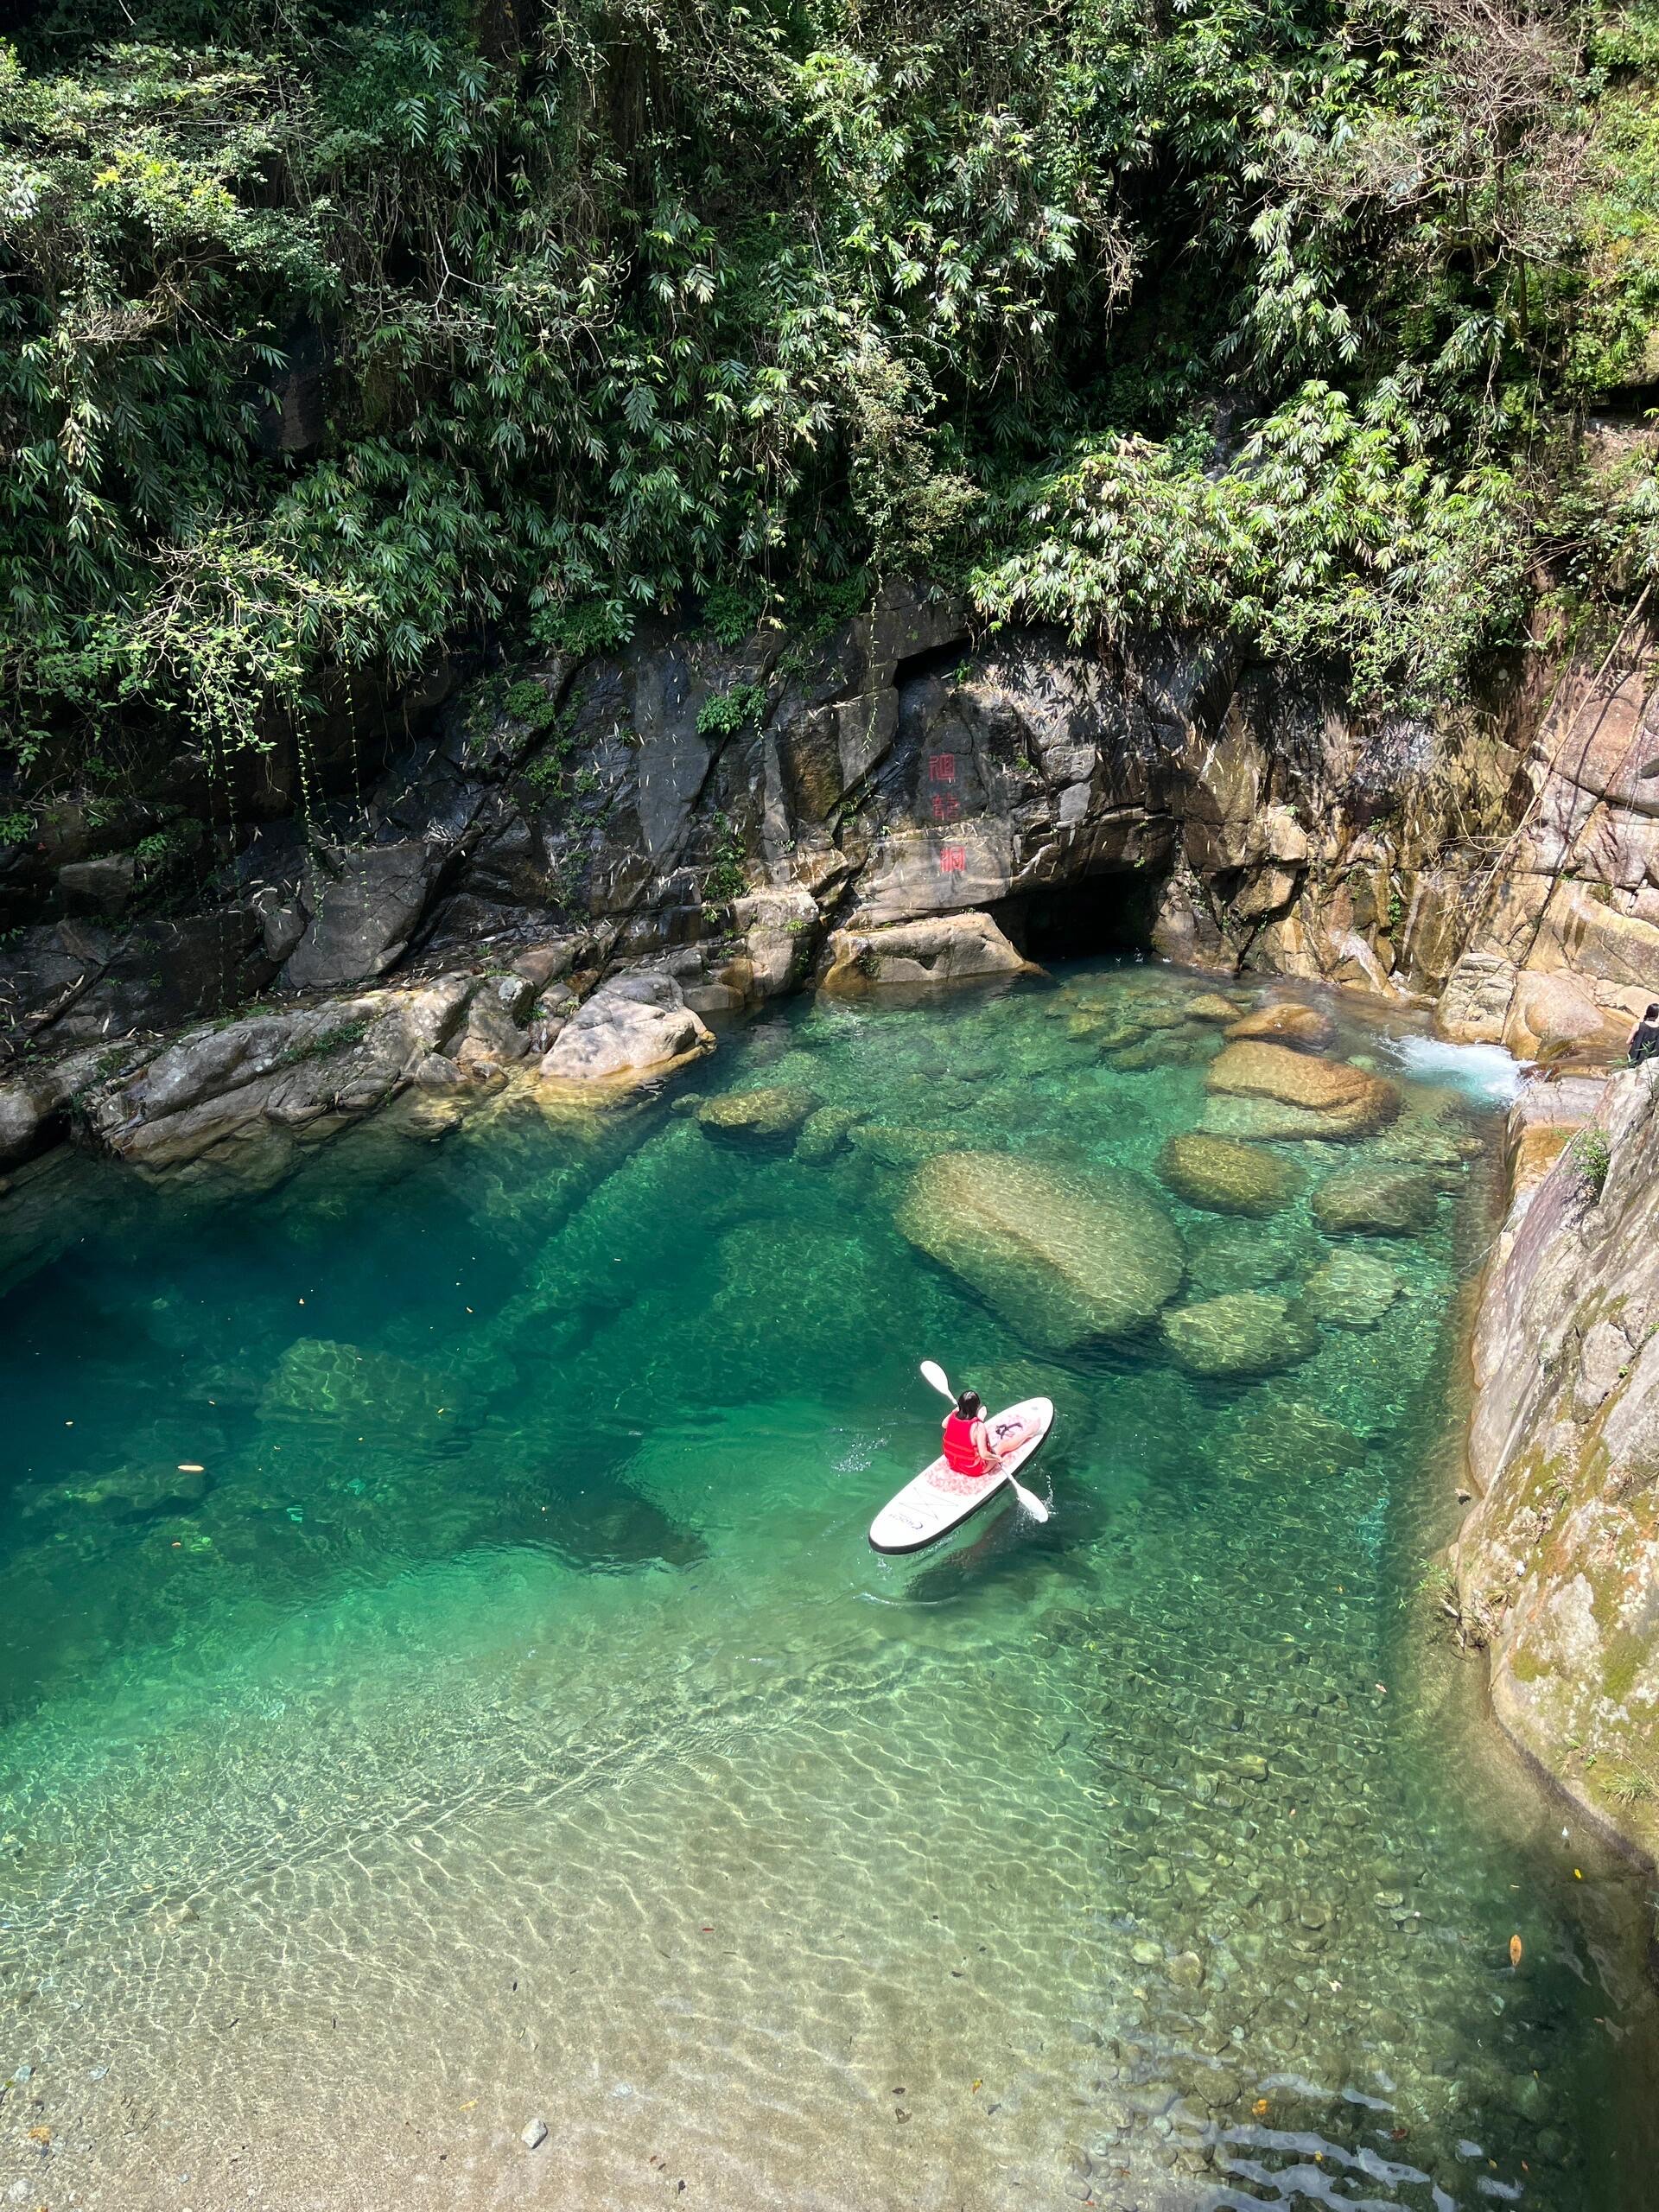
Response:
[992,870,1160,962]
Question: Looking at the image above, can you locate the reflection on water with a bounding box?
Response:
[1,963,1654,2211]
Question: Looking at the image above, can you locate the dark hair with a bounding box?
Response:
[1646,1004,1659,1021]
[956,1389,982,1419]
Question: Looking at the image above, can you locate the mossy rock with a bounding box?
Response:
[845,1121,960,1166]
[796,1104,864,1162]
[1158,1132,1302,1217]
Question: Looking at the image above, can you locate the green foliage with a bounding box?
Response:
[5,0,1659,788]
[702,811,748,900]
[0,809,35,847]
[696,683,766,739]
[277,1015,372,1067]
[972,384,1529,707]
[1567,1123,1613,1198]
[133,817,204,871]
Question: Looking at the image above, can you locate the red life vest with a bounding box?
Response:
[942,1412,986,1474]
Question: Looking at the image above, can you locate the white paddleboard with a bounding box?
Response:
[868,1396,1053,1555]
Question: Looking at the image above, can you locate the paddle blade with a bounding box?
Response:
[1011,1481,1050,1523]
[919,1358,955,1401]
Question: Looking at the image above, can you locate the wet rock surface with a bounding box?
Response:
[1206,1039,1402,1137]
[1460,1062,1659,1862]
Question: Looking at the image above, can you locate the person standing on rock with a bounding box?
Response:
[1628,1003,1659,1067]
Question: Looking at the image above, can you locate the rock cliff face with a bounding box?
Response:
[1459,1065,1659,1862]
[6,583,1659,1123]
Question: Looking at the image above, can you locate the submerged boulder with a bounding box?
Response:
[1205,1039,1399,1137]
[1159,1290,1319,1379]
[1312,1164,1439,1236]
[895,1150,1184,1351]
[1224,1001,1336,1049]
[1305,1249,1402,1328]
[796,1104,864,1161]
[1185,992,1247,1024]
[697,1085,817,1142]
[1158,1132,1301,1217]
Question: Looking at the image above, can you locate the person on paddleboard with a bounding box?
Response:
[941,1389,1017,1478]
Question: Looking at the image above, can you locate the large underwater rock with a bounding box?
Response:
[697,1085,817,1141]
[1159,1290,1319,1378]
[1158,1131,1301,1217]
[819,910,1032,992]
[1205,1039,1400,1137]
[1312,1164,1439,1236]
[895,1149,1184,1351]
[1304,1249,1402,1328]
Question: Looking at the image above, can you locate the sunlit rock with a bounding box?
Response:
[1206,1039,1400,1135]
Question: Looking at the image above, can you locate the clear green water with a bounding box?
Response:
[2,963,1656,2211]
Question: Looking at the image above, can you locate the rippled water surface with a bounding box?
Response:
[3,963,1656,2211]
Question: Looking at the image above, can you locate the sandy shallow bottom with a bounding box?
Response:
[3,966,1656,2211]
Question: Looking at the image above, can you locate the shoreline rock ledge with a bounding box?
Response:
[1459,1061,1659,1867]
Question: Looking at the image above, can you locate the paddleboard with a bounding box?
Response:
[868,1396,1053,1555]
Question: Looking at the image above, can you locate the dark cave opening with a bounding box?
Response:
[992,870,1162,962]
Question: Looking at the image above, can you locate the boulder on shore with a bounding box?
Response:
[896,1150,1184,1351]
[1160,1290,1319,1378]
[820,910,1033,992]
[1158,1132,1301,1217]
[1312,1163,1439,1236]
[538,972,714,1088]
[1205,1039,1399,1137]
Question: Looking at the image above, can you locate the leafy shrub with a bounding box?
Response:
[696,684,766,740]
[1567,1124,1612,1199]
[702,812,748,901]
